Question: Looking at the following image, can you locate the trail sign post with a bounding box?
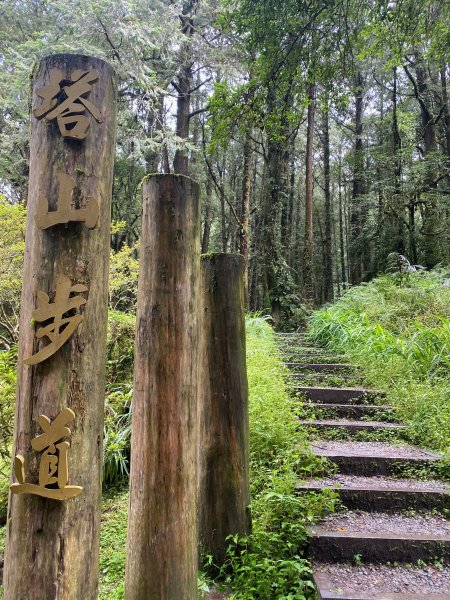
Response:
[3,54,116,600]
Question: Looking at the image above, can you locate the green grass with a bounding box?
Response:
[309,269,450,461]
[99,485,128,599]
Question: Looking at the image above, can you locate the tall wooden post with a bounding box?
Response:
[126,175,201,599]
[199,253,251,566]
[3,54,116,599]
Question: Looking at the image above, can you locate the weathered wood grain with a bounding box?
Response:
[199,253,251,566]
[3,53,117,600]
[125,174,201,600]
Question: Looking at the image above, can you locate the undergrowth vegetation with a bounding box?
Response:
[309,269,450,461]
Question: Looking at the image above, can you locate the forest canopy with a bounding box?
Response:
[0,0,449,330]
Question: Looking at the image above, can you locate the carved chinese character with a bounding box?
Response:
[10,408,83,500]
[33,68,103,140]
[35,172,99,229]
[24,274,88,366]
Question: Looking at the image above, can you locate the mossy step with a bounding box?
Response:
[311,441,441,476]
[308,527,450,563]
[288,363,357,372]
[294,387,385,404]
[303,403,394,419]
[292,373,364,382]
[298,476,450,512]
[298,420,406,432]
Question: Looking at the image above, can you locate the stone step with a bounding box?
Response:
[313,564,450,600]
[289,363,357,372]
[298,475,450,512]
[311,441,442,476]
[294,387,385,404]
[281,352,341,358]
[303,403,393,419]
[309,522,450,563]
[291,373,364,383]
[298,419,406,433]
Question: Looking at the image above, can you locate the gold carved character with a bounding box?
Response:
[33,68,103,140]
[35,172,99,229]
[24,274,88,366]
[10,408,83,501]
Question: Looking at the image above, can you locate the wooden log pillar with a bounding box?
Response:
[125,175,201,600]
[3,54,117,599]
[199,253,251,566]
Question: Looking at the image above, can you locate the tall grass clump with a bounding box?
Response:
[309,269,450,458]
[211,316,335,599]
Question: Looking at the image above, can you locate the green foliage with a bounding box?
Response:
[99,486,128,600]
[0,196,26,349]
[0,347,16,522]
[0,348,16,464]
[309,270,450,455]
[103,385,132,485]
[106,311,136,385]
[109,242,140,311]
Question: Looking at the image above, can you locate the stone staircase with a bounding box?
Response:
[276,331,450,600]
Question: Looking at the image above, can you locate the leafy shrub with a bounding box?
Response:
[106,311,136,385]
[309,269,450,456]
[0,197,26,349]
[109,242,139,312]
[103,384,132,485]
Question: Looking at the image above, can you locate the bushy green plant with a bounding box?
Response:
[309,269,450,456]
[106,311,136,385]
[0,197,26,350]
[103,384,132,485]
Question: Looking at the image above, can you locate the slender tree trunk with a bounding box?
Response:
[349,71,364,284]
[201,177,214,254]
[240,132,252,307]
[4,54,117,600]
[440,65,450,163]
[199,254,250,566]
[408,57,441,267]
[338,165,347,289]
[126,175,200,600]
[392,67,405,254]
[322,98,333,302]
[173,1,197,175]
[303,82,316,301]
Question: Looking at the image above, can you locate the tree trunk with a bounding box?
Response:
[173,1,197,175]
[303,82,316,301]
[199,253,251,566]
[3,54,117,600]
[201,177,214,254]
[322,99,333,302]
[392,67,405,254]
[349,71,364,284]
[338,160,347,289]
[240,132,252,307]
[411,57,440,267]
[125,174,200,600]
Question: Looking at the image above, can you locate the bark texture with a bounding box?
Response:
[125,174,200,600]
[199,253,251,566]
[3,53,117,600]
